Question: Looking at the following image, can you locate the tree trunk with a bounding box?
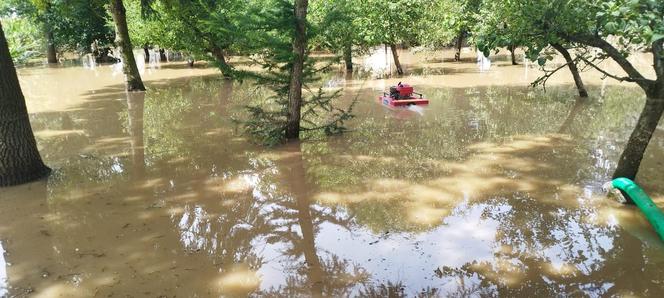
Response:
[612,87,664,180]
[159,48,167,62]
[343,43,352,71]
[109,0,146,92]
[211,47,232,78]
[285,0,309,140]
[509,44,518,65]
[551,43,588,98]
[389,43,403,75]
[454,31,464,62]
[143,44,149,63]
[45,29,57,63]
[0,22,51,187]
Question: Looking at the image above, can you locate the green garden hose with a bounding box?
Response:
[611,178,664,241]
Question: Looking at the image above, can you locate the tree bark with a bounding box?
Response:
[389,43,403,75]
[143,44,149,63]
[508,44,518,65]
[159,48,167,62]
[0,22,51,187]
[343,43,352,71]
[613,88,664,180]
[109,0,146,92]
[45,29,57,64]
[551,43,588,98]
[285,0,309,140]
[211,47,232,78]
[454,31,464,62]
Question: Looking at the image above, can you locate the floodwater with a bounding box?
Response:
[1,48,664,297]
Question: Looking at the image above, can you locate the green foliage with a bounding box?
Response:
[420,0,482,48]
[354,0,428,46]
[1,17,43,63]
[309,0,365,56]
[231,0,355,146]
[52,0,114,54]
[1,0,113,56]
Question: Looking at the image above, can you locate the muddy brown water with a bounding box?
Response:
[1,50,664,297]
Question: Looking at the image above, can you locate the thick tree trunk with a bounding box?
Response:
[389,43,403,75]
[454,31,464,61]
[45,29,57,64]
[285,0,309,140]
[343,43,352,71]
[613,87,664,180]
[508,44,518,65]
[0,22,51,187]
[109,0,146,92]
[143,44,149,63]
[551,43,589,98]
[159,48,167,62]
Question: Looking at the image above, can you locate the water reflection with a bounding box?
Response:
[1,62,664,296]
[0,241,6,297]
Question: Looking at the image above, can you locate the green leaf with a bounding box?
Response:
[652,34,664,43]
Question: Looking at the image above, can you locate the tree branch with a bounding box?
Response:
[577,55,647,83]
[531,57,575,91]
[567,33,655,90]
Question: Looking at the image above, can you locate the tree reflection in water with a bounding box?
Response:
[172,142,369,296]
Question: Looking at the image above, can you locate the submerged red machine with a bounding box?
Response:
[379,82,429,107]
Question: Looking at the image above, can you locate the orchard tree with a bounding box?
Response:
[309,0,363,71]
[356,0,427,75]
[564,0,664,180]
[109,0,145,91]
[478,0,663,180]
[135,0,254,75]
[474,0,589,98]
[0,21,51,186]
[422,0,481,62]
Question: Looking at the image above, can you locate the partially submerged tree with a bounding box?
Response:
[285,0,309,140]
[0,21,51,186]
[474,0,590,98]
[309,0,364,72]
[422,0,481,62]
[238,0,355,145]
[477,0,663,179]
[109,0,145,91]
[563,0,664,179]
[356,0,427,75]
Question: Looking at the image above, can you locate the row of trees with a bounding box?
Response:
[0,0,662,186]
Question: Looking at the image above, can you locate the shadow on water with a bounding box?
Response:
[2,67,664,296]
